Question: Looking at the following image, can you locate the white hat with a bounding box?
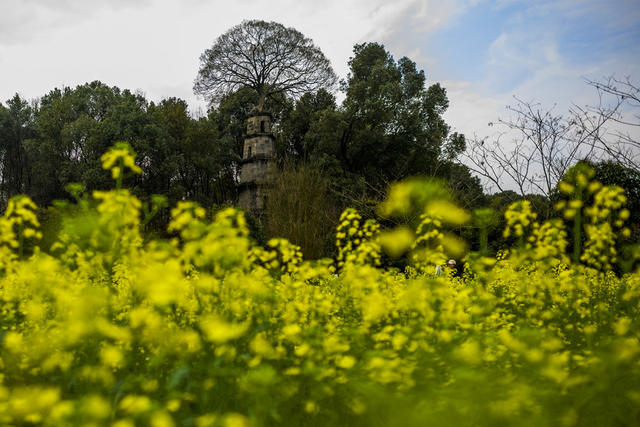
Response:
[447,259,456,265]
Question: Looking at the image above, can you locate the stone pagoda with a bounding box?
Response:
[238,110,275,211]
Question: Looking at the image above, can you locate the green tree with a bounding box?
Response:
[301,43,466,204]
[19,81,238,214]
[27,82,150,205]
[136,97,188,205]
[344,43,465,182]
[277,89,336,163]
[0,94,35,207]
[178,114,237,207]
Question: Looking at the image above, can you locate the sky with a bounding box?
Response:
[1,0,639,165]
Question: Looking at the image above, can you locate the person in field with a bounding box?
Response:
[436,259,457,276]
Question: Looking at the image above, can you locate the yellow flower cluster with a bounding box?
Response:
[503,200,537,239]
[411,214,448,270]
[0,146,639,426]
[555,164,632,271]
[0,195,42,263]
[580,185,629,271]
[528,219,569,266]
[335,208,381,268]
[251,238,303,274]
[100,141,143,181]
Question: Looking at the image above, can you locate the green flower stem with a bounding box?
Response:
[116,157,124,190]
[480,226,488,256]
[572,188,582,264]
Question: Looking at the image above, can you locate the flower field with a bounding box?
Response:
[0,145,639,426]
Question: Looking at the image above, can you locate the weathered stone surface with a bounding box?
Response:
[243,135,274,159]
[239,111,274,212]
[240,159,273,184]
[246,113,272,135]
[238,184,267,211]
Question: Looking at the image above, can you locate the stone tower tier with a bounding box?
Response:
[242,134,275,160]
[240,153,272,164]
[238,182,267,211]
[239,158,273,185]
[246,111,273,136]
[238,110,275,213]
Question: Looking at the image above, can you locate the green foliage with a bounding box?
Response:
[269,43,472,207]
[277,89,336,163]
[0,94,35,207]
[337,43,465,188]
[1,41,484,246]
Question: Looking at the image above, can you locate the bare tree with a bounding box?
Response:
[194,20,337,111]
[463,93,617,198]
[464,131,533,196]
[584,75,640,170]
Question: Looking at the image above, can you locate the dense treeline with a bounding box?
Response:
[1,42,637,257]
[0,84,237,211]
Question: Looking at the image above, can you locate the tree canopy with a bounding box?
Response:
[272,43,470,207]
[338,43,465,184]
[194,20,337,111]
[0,82,239,214]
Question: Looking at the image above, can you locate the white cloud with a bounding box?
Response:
[442,80,503,139]
[0,0,151,44]
[0,0,467,112]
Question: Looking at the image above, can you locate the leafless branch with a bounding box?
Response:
[194,20,337,110]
